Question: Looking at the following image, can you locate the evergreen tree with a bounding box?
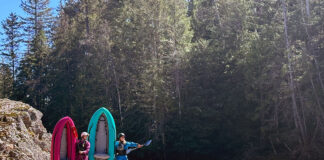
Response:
[20,0,53,39]
[16,29,50,111]
[2,0,324,159]
[0,13,23,96]
[15,0,53,111]
[0,63,13,98]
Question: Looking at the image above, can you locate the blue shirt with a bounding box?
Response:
[115,141,138,160]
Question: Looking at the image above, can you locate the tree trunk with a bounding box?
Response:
[172,0,182,119]
[310,77,323,144]
[296,84,308,137]
[85,0,90,34]
[152,4,160,120]
[113,66,123,127]
[214,0,222,26]
[281,0,307,144]
[310,77,324,118]
[11,53,15,95]
[175,62,182,119]
[34,1,38,36]
[300,0,324,95]
[305,0,310,17]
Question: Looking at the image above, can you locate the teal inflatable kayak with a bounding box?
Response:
[87,107,116,160]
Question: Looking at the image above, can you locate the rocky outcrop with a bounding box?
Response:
[0,99,51,160]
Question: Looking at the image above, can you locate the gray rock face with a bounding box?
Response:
[0,99,52,160]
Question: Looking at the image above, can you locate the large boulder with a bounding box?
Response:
[0,99,51,160]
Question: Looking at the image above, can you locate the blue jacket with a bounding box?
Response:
[115,141,138,160]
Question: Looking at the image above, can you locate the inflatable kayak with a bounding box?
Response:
[51,116,78,160]
[88,107,116,160]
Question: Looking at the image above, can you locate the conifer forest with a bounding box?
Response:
[1,0,324,159]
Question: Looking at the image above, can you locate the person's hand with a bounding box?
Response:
[137,144,144,148]
[79,151,84,154]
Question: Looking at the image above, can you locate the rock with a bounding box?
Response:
[4,144,14,150]
[0,99,52,160]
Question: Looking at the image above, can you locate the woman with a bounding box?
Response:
[77,132,90,160]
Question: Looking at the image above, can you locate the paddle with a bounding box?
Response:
[126,139,152,155]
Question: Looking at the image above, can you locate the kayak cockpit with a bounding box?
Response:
[60,126,68,160]
[94,114,110,159]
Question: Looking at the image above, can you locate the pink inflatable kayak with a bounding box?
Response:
[51,116,78,160]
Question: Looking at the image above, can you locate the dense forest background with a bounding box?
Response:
[1,0,324,159]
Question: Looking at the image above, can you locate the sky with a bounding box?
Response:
[0,0,60,62]
[0,0,60,34]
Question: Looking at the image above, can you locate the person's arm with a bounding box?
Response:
[76,139,79,151]
[81,141,91,155]
[126,141,138,148]
[115,141,119,149]
[126,141,143,148]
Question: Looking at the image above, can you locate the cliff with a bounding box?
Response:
[0,99,51,160]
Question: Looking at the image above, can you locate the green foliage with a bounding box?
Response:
[13,0,53,113]
[20,0,53,37]
[0,13,23,97]
[2,0,324,159]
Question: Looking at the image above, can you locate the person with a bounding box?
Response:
[77,132,90,160]
[115,133,143,160]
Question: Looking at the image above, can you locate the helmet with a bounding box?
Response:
[81,132,89,137]
[118,133,125,139]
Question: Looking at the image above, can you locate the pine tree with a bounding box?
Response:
[20,0,53,39]
[6,0,324,159]
[0,13,23,96]
[15,0,53,111]
[16,29,49,111]
[0,63,13,98]
[113,0,192,159]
